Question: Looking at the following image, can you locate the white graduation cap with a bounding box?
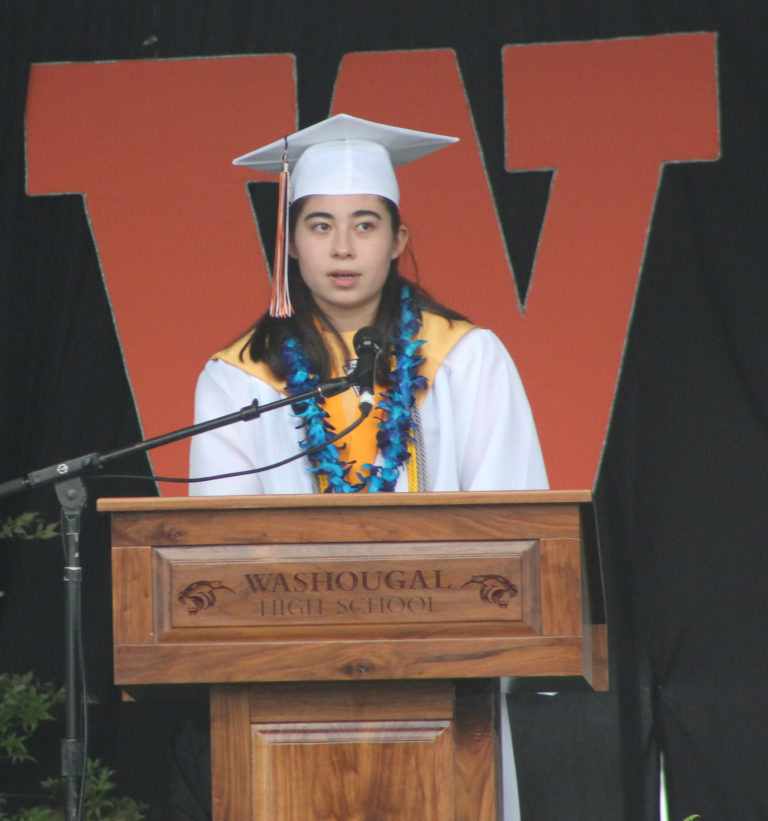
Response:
[233,113,458,205]
[233,114,458,317]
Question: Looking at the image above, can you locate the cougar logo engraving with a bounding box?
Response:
[461,575,519,608]
[177,581,234,614]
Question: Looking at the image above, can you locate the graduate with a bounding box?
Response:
[189,114,548,820]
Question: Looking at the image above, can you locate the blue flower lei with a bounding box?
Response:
[281,284,427,493]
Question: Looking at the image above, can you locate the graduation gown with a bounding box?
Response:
[189,318,547,495]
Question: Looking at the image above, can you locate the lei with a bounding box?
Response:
[281,285,427,492]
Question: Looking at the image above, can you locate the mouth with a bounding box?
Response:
[328,271,361,286]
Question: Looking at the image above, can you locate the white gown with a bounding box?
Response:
[189,326,548,821]
[190,327,547,495]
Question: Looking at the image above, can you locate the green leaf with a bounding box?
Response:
[0,513,59,543]
[0,674,64,764]
[0,674,144,819]
[39,758,146,820]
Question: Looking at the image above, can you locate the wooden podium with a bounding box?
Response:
[99,490,606,820]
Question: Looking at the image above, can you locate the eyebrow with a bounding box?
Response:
[303,209,383,221]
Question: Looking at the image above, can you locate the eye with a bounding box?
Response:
[356,221,375,233]
[309,221,331,233]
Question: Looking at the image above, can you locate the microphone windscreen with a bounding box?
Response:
[353,326,383,355]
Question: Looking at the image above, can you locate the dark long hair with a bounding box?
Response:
[241,197,466,385]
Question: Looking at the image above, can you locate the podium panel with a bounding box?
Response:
[210,680,499,820]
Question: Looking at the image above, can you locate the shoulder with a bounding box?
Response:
[195,357,278,399]
[436,328,520,389]
[444,326,511,360]
[420,311,513,369]
[212,330,253,362]
[417,311,477,387]
[418,311,475,347]
[207,331,286,393]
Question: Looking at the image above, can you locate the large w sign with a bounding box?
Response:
[26,35,719,491]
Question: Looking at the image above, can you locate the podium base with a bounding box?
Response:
[211,680,501,820]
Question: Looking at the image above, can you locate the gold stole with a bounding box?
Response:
[211,312,476,489]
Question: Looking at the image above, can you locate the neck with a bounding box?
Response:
[327,311,376,334]
[316,304,378,334]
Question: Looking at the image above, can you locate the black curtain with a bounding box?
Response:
[3,2,768,819]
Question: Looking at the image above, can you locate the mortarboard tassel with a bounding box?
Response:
[269,146,293,318]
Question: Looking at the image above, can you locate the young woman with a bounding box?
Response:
[188,115,549,821]
[189,114,547,496]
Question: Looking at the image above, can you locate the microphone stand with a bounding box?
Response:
[0,374,356,821]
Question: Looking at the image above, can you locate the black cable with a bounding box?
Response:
[94,409,369,485]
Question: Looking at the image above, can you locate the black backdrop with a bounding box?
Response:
[2,2,768,819]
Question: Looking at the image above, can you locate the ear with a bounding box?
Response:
[390,224,409,260]
[288,239,298,259]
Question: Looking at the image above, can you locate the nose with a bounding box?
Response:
[332,228,354,258]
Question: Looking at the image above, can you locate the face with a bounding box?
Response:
[289,194,409,331]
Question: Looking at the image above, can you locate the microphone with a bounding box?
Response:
[351,326,383,415]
